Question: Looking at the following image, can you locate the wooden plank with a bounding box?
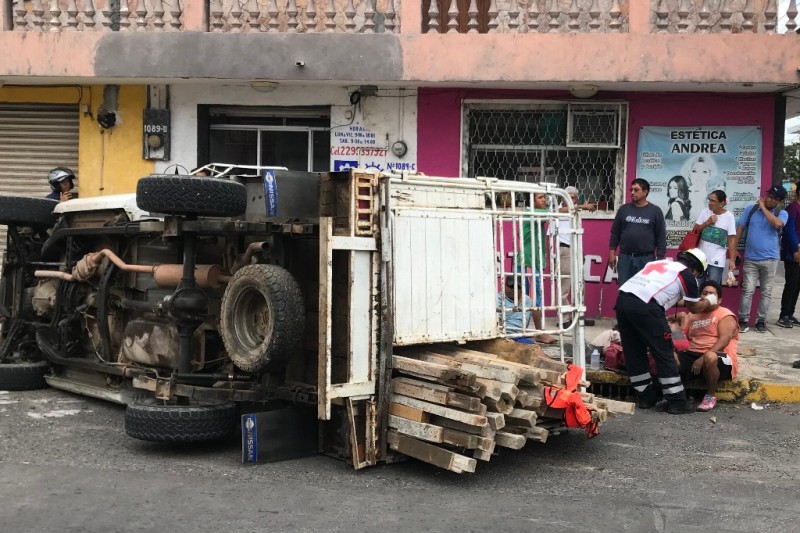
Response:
[464,338,553,367]
[387,431,477,474]
[318,217,334,420]
[389,402,430,423]
[430,415,493,437]
[431,345,542,385]
[452,381,487,399]
[441,428,480,449]
[414,351,521,384]
[474,378,519,403]
[391,394,487,426]
[473,439,496,461]
[495,431,527,450]
[527,355,571,373]
[515,389,528,406]
[392,377,483,412]
[392,355,475,385]
[484,397,513,414]
[591,407,608,423]
[485,412,505,431]
[505,408,537,428]
[526,425,549,443]
[388,415,443,442]
[595,397,636,415]
[535,368,565,385]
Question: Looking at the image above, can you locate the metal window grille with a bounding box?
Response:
[463,102,628,213]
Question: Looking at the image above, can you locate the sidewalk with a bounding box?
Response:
[579,264,800,404]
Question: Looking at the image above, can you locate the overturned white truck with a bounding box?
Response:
[0,166,624,473]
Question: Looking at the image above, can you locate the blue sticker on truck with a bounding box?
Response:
[263,169,278,217]
[242,414,258,464]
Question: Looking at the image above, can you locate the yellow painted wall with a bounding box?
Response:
[0,85,154,197]
[79,85,154,196]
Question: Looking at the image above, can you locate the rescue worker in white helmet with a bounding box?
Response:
[47,167,76,202]
[614,248,712,414]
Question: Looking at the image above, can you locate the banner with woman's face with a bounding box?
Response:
[637,126,762,248]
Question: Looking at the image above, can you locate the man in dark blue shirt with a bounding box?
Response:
[608,178,667,285]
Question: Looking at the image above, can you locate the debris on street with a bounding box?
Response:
[387,342,634,473]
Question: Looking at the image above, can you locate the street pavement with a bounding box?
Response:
[0,387,798,532]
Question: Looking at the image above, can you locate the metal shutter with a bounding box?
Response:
[0,103,79,261]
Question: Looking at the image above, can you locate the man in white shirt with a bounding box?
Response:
[552,186,595,327]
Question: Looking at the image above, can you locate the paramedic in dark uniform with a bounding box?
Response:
[614,247,711,414]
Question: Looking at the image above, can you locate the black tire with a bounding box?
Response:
[220,264,305,373]
[124,399,237,443]
[0,359,49,391]
[136,175,247,217]
[0,196,57,227]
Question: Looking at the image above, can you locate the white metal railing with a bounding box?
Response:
[11,0,184,31]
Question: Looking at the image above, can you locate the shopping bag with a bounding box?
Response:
[678,228,700,251]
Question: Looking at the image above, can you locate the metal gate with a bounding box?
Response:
[0,103,80,259]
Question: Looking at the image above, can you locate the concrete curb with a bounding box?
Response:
[586,370,800,404]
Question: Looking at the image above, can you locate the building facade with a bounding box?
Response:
[1,0,798,316]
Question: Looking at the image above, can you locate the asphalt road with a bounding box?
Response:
[1,388,798,533]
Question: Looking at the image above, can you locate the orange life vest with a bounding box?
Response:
[543,364,599,438]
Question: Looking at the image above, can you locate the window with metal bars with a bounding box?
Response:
[463,102,627,213]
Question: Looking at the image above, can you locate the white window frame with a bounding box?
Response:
[460,99,629,217]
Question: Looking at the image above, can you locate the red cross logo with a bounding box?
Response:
[642,262,669,275]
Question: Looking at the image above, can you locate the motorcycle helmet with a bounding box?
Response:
[48,167,75,192]
[677,247,708,274]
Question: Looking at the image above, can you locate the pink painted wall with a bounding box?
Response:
[417,88,778,318]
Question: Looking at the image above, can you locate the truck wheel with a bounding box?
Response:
[220,264,305,373]
[124,399,237,443]
[0,196,57,227]
[136,175,247,217]
[0,359,49,391]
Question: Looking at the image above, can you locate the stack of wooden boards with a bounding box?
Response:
[387,343,635,474]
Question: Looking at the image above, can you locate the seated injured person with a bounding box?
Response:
[674,279,739,412]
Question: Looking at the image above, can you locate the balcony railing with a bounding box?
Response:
[208,0,398,33]
[11,0,185,31]
[4,0,799,34]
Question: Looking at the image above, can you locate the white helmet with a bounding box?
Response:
[678,248,708,273]
[48,167,75,191]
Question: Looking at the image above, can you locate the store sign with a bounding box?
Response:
[637,126,762,248]
[330,122,416,173]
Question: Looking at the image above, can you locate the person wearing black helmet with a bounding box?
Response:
[614,248,712,414]
[47,167,76,202]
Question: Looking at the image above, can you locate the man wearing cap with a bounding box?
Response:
[614,248,711,414]
[734,185,788,334]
